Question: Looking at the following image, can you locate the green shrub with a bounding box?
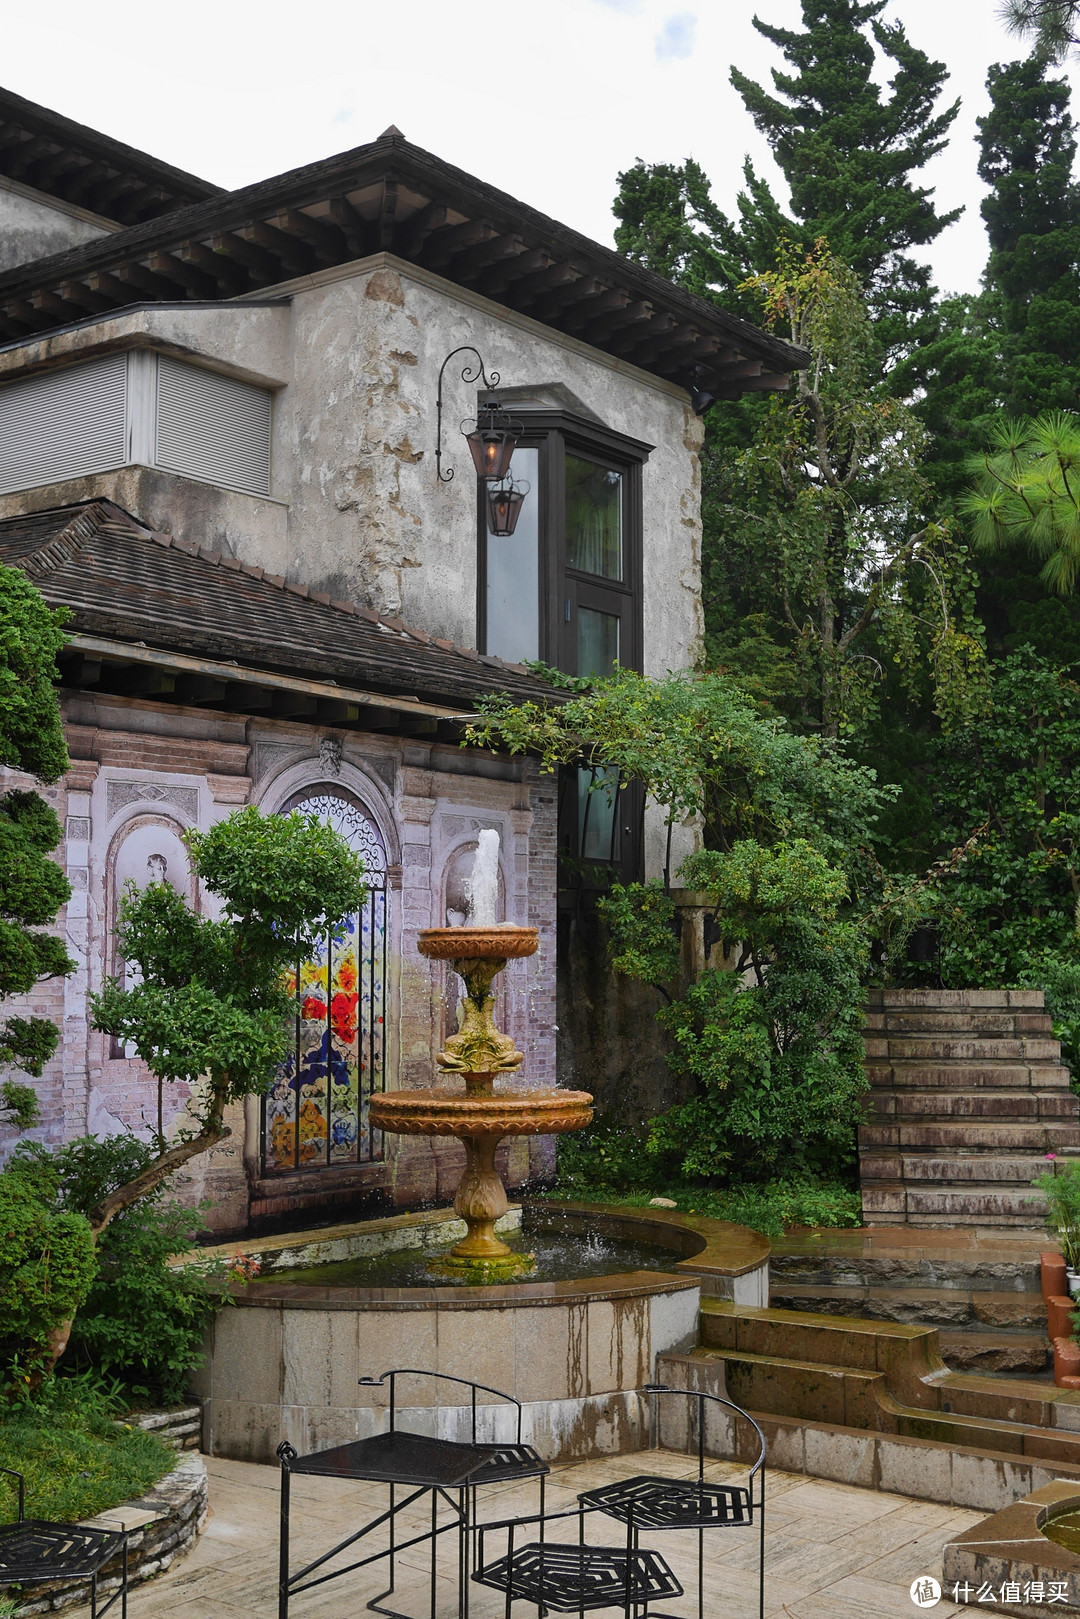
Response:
[1021,951,1080,1079]
[1033,1159,1080,1268]
[0,1373,172,1524]
[0,1158,96,1380]
[550,1117,659,1197]
[15,1136,234,1404]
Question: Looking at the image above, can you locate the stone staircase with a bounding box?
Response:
[861,988,1080,1226]
[769,1227,1051,1373]
[657,1299,1080,1510]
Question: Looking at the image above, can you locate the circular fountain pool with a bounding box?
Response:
[189,1201,769,1467]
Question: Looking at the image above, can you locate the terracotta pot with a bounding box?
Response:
[1054,1335,1080,1385]
[1043,1251,1068,1304]
[1047,1295,1076,1340]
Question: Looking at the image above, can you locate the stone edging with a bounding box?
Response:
[12,1454,207,1616]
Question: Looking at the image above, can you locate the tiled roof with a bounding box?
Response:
[0,500,556,711]
[0,122,808,393]
[0,85,221,226]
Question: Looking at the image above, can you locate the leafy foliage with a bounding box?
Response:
[713,243,987,740]
[1034,1159,1080,1267]
[12,1136,244,1403]
[544,1133,861,1236]
[88,806,367,1232]
[0,566,74,1096]
[0,1157,96,1374]
[470,671,875,1176]
[925,650,1080,984]
[0,1373,172,1526]
[0,564,68,785]
[646,841,868,1178]
[467,663,890,879]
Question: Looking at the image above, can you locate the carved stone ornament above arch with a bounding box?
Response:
[105,778,200,825]
[255,756,401,869]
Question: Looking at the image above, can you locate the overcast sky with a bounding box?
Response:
[6,0,1078,297]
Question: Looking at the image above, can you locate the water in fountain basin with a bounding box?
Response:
[466,828,500,927]
[255,1228,681,1289]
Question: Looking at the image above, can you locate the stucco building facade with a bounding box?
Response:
[0,91,803,1234]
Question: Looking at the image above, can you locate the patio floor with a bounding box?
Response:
[67,1447,986,1619]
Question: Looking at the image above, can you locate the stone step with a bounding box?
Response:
[693,1302,1080,1463]
[867,1011,1054,1036]
[861,1183,1050,1225]
[860,1121,1080,1151]
[770,1231,1045,1292]
[767,1281,1048,1330]
[868,1037,1062,1062]
[867,989,1045,1010]
[867,1062,1072,1090]
[865,1090,1079,1120]
[860,1151,1061,1183]
[937,1330,1050,1374]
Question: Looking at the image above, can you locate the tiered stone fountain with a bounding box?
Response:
[369,831,593,1278]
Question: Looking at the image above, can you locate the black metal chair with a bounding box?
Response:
[0,1467,129,1619]
[473,1499,682,1617]
[577,1383,766,1619]
[359,1370,550,1614]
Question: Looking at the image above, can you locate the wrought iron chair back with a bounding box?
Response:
[359,1367,525,1447]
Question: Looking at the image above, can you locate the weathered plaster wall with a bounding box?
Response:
[0,178,115,273]
[0,692,558,1236]
[273,256,704,684]
[0,303,290,388]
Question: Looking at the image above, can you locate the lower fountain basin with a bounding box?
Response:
[189,1201,769,1466]
[369,1087,593,1136]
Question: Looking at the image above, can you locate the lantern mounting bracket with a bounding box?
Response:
[435,346,500,483]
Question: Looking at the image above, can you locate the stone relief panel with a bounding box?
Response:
[105,780,200,822]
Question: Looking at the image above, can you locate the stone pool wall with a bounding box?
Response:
[189,1203,769,1464]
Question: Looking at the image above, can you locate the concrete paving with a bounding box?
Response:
[70,1448,985,1619]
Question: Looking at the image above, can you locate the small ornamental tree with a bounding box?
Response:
[88,805,367,1234]
[466,665,884,1173]
[0,563,75,1125]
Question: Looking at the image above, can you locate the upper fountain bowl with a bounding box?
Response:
[417,926,539,960]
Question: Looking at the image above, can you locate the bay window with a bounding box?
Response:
[478,408,650,880]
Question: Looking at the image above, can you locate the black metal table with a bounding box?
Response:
[278,1431,497,1619]
[0,1468,129,1619]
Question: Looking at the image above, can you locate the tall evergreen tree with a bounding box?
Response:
[728,0,960,352]
[979,55,1080,415]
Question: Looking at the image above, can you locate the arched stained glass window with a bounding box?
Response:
[261,791,388,1174]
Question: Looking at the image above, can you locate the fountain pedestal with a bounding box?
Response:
[369,924,592,1277]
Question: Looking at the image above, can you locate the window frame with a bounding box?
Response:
[477,409,651,886]
[476,408,651,677]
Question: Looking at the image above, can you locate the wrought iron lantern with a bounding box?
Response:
[486,474,530,537]
[466,399,521,482]
[435,346,525,496]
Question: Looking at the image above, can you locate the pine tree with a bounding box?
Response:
[979,56,1080,416]
[728,0,961,351]
[1002,0,1080,61]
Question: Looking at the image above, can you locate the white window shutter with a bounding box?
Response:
[155,356,271,496]
[0,353,128,495]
